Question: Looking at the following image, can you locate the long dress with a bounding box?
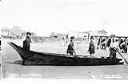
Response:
[88,41,95,54]
[67,41,74,55]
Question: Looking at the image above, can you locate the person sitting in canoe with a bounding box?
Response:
[23,32,32,51]
[66,36,76,56]
[88,36,95,57]
[109,35,120,59]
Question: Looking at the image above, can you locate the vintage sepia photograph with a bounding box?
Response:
[0,0,128,81]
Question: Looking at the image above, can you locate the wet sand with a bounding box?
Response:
[2,39,128,79]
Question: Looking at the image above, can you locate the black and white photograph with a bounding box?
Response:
[0,0,128,81]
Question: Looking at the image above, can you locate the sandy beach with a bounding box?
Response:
[2,39,128,79]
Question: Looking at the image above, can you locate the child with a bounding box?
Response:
[67,36,76,55]
[88,36,95,57]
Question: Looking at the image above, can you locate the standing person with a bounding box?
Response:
[97,37,101,50]
[66,36,76,55]
[123,38,127,53]
[23,32,32,51]
[126,38,128,52]
[118,38,122,49]
[88,36,95,57]
[109,36,120,59]
[119,38,124,52]
[120,38,128,53]
[106,37,111,52]
[101,38,106,49]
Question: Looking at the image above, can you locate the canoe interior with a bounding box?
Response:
[8,42,124,66]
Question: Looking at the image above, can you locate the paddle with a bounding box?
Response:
[117,50,128,65]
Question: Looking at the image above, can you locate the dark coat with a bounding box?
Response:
[67,41,74,55]
[23,37,31,50]
[88,41,95,54]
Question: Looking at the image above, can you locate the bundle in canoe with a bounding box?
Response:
[8,42,123,66]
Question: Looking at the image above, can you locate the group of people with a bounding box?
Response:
[97,36,128,53]
[66,35,128,59]
[66,36,96,57]
[22,32,128,59]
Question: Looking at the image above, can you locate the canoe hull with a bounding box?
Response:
[8,42,123,66]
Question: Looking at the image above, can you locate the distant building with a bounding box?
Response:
[9,26,25,37]
[50,32,65,38]
[78,32,89,38]
[1,26,36,39]
[49,30,108,40]
[1,27,10,36]
[67,31,89,40]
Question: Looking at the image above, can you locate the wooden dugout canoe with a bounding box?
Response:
[8,42,123,66]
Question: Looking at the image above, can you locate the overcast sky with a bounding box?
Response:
[0,0,128,36]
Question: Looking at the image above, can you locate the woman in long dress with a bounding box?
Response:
[66,37,76,55]
[88,36,95,57]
